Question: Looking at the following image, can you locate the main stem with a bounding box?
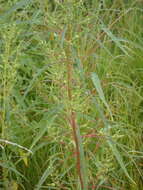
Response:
[66,56,86,189]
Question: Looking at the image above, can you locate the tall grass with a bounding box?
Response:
[0,0,143,189]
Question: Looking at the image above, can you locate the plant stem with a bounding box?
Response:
[66,47,88,189]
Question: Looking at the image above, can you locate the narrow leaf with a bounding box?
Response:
[91,72,113,120]
[107,138,135,184]
[35,157,59,190]
[102,27,129,55]
[30,116,57,150]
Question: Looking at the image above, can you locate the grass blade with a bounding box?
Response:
[102,27,129,56]
[30,115,57,151]
[35,157,60,190]
[76,123,88,189]
[107,138,135,184]
[23,65,49,100]
[0,0,33,21]
[91,72,113,120]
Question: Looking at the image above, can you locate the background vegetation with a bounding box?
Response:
[0,0,143,189]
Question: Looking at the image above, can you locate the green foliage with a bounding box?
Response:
[0,0,143,189]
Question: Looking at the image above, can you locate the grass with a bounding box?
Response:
[0,0,143,189]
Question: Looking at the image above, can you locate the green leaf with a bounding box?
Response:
[0,0,33,21]
[35,157,60,190]
[102,27,129,56]
[30,104,63,151]
[107,138,135,184]
[23,65,49,100]
[76,124,88,190]
[0,162,28,182]
[30,116,56,151]
[91,72,113,120]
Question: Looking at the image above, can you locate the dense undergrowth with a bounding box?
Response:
[0,0,143,189]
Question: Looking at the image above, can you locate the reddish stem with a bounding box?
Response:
[66,55,84,189]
